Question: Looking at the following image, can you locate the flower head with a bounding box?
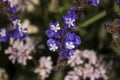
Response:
[63,33,81,50]
[66,49,109,80]
[47,38,60,52]
[5,37,34,65]
[63,14,77,29]
[34,56,53,80]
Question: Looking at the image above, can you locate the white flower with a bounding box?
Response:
[64,71,80,80]
[68,50,83,67]
[65,18,75,27]
[74,67,83,76]
[12,19,21,27]
[34,56,53,80]
[81,50,97,64]
[21,19,39,34]
[5,37,34,65]
[50,23,61,32]
[0,29,6,37]
[49,43,58,52]
[65,42,75,49]
[66,49,109,80]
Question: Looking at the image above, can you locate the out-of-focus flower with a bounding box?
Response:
[10,16,28,41]
[0,68,8,80]
[34,56,53,80]
[68,50,83,67]
[89,0,100,6]
[104,19,120,48]
[5,37,35,65]
[0,28,8,42]
[81,50,97,64]
[65,49,108,80]
[6,0,39,12]
[72,0,100,8]
[21,19,39,34]
[64,71,80,80]
[27,0,40,12]
[2,0,29,42]
[117,0,120,7]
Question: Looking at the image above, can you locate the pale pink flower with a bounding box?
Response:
[5,37,34,65]
[74,67,83,76]
[81,50,97,64]
[66,49,109,80]
[68,50,83,67]
[34,56,53,80]
[64,71,80,80]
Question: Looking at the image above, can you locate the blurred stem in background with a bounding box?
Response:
[75,10,106,32]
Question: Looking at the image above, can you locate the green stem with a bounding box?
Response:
[79,10,106,28]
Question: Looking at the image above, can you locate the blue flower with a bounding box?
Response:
[89,0,100,6]
[0,28,8,42]
[63,32,81,50]
[9,27,28,41]
[12,18,21,27]
[47,38,60,52]
[46,21,63,39]
[49,21,61,32]
[59,49,75,60]
[46,30,56,38]
[68,6,84,17]
[7,6,17,13]
[63,14,77,29]
[46,7,81,61]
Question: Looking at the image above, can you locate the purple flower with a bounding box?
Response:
[59,49,75,60]
[3,0,8,3]
[49,21,61,33]
[68,6,84,17]
[63,14,77,29]
[0,28,8,42]
[89,0,100,6]
[117,34,120,37]
[8,27,28,41]
[7,6,17,13]
[46,29,62,39]
[46,7,81,62]
[46,21,63,39]
[46,30,56,38]
[117,0,120,6]
[63,33,81,50]
[47,38,59,52]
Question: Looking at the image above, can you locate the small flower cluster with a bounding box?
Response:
[34,56,53,80]
[0,0,28,42]
[72,0,100,8]
[46,8,81,62]
[104,19,120,48]
[5,37,35,65]
[65,49,108,80]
